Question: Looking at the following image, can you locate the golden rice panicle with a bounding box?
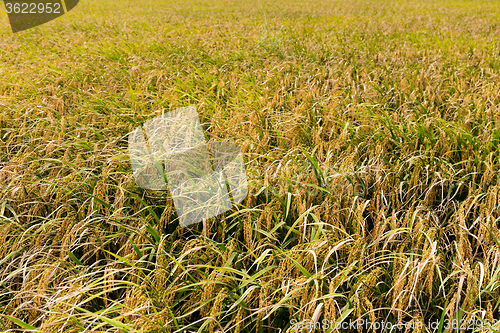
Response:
[233,306,246,333]
[200,271,219,317]
[325,291,339,323]
[208,288,227,333]
[445,293,458,321]
[243,213,253,249]
[464,263,481,310]
[353,294,363,333]
[455,205,473,264]
[159,202,174,231]
[363,298,377,333]
[392,256,408,322]
[486,302,494,322]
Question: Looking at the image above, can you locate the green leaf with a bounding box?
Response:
[69,251,83,266]
[130,239,143,258]
[5,315,40,331]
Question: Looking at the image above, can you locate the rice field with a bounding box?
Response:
[2,0,500,331]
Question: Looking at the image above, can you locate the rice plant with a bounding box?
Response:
[1,0,500,331]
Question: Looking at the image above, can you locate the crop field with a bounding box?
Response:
[2,0,500,331]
